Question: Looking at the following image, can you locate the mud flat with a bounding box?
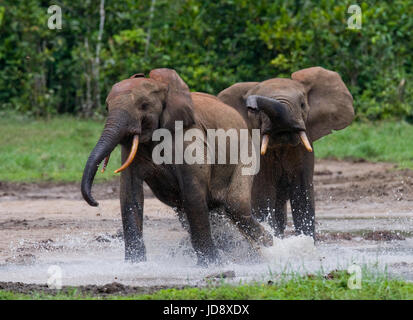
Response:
[0,159,412,294]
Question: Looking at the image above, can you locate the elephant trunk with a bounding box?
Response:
[246,95,312,152]
[246,95,294,128]
[81,109,132,207]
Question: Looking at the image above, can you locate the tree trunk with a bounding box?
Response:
[93,0,105,111]
[145,0,156,59]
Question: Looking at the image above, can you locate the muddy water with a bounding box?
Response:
[0,200,412,286]
[0,160,412,288]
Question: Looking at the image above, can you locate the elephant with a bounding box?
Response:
[218,67,354,239]
[81,68,273,266]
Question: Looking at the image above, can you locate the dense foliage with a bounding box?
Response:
[0,0,412,120]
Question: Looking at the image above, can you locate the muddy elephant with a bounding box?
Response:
[81,68,272,266]
[218,67,354,238]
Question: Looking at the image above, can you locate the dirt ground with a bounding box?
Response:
[0,159,412,296]
[2,158,413,208]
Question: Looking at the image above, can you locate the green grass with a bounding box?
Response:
[0,271,412,300]
[315,120,413,169]
[0,115,121,182]
[1,116,413,182]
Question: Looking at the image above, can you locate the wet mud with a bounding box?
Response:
[0,159,412,295]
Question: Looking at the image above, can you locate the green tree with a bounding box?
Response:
[0,0,412,120]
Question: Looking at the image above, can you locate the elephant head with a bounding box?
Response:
[218,67,354,155]
[81,69,194,207]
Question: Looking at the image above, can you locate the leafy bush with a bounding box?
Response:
[0,0,412,120]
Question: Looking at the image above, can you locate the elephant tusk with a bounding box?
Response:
[114,135,139,173]
[101,155,110,173]
[261,134,269,155]
[299,131,313,152]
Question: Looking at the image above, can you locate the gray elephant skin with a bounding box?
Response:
[218,67,354,238]
[81,68,274,266]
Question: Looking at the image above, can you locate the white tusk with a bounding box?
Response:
[299,131,313,152]
[114,135,139,173]
[261,134,269,155]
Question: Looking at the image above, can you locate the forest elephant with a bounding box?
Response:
[81,68,273,266]
[218,67,354,239]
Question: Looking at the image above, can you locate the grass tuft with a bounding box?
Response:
[0,116,120,182]
[315,120,413,168]
[0,270,412,300]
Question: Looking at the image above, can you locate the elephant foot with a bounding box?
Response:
[272,228,285,239]
[259,230,274,247]
[294,229,315,241]
[196,248,220,267]
[247,225,273,247]
[268,218,287,239]
[124,243,146,263]
[125,253,146,263]
[125,251,146,263]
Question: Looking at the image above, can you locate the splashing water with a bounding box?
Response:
[0,207,412,287]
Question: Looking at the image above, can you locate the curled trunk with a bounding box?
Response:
[246,95,292,128]
[246,95,312,152]
[81,109,132,206]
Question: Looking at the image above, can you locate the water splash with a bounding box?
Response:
[0,212,412,286]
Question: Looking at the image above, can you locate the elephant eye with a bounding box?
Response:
[301,102,305,109]
[141,103,149,110]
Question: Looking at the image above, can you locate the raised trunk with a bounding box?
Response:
[246,95,311,152]
[246,95,294,129]
[81,109,132,206]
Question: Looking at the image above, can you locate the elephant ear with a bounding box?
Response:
[291,67,354,141]
[218,82,259,118]
[149,68,195,131]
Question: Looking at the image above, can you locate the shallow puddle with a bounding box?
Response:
[0,212,412,286]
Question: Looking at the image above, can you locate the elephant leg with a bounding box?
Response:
[268,199,288,238]
[225,203,273,247]
[120,147,146,262]
[289,174,315,239]
[175,208,189,232]
[178,168,218,266]
[253,189,288,238]
[184,202,218,266]
[226,173,273,247]
[182,194,218,266]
